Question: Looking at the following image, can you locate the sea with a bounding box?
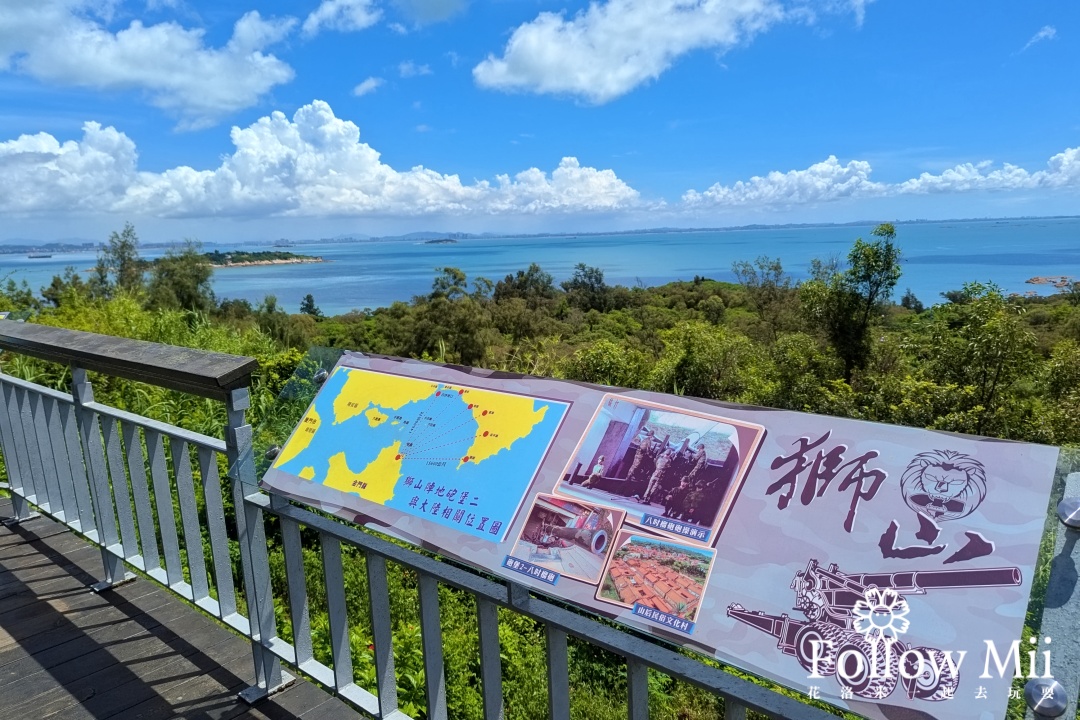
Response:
[3,217,1079,317]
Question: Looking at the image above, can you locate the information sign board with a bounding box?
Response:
[261,352,1060,720]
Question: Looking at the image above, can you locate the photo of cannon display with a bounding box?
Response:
[509,494,626,584]
[557,395,766,545]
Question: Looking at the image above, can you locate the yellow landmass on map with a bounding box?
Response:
[365,408,388,427]
[460,391,548,468]
[299,467,315,480]
[332,368,436,425]
[274,406,320,467]
[323,442,403,504]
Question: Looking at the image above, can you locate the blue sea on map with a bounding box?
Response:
[274,367,569,542]
[6,217,1079,316]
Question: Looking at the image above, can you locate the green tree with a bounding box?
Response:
[94,222,145,296]
[146,241,215,313]
[493,263,557,308]
[300,293,323,317]
[562,263,611,313]
[731,255,793,339]
[648,321,758,401]
[801,224,902,379]
[41,267,91,307]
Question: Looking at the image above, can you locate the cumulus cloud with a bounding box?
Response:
[473,0,864,103]
[683,148,1080,208]
[1,101,641,218]
[353,76,384,96]
[393,0,468,24]
[399,61,432,77]
[302,0,381,36]
[0,2,295,129]
[683,156,884,207]
[1020,25,1056,53]
[896,148,1080,194]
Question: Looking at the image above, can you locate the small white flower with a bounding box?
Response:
[852,587,910,641]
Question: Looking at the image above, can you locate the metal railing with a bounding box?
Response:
[3,321,1069,720]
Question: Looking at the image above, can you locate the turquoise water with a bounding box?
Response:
[3,217,1078,316]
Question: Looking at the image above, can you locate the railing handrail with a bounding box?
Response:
[0,321,257,400]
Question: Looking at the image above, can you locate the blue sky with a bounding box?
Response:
[1,0,1077,242]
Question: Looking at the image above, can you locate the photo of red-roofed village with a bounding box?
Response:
[597,532,715,622]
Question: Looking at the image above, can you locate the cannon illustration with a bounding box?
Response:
[547,525,610,554]
[727,559,1022,702]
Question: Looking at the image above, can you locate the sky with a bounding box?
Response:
[1,0,1077,242]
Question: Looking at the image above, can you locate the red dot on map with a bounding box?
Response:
[483,431,489,437]
[395,454,402,460]
[462,456,469,463]
[458,389,464,395]
[482,410,488,416]
[436,391,441,396]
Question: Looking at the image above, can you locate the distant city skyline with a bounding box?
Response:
[1,1,1077,243]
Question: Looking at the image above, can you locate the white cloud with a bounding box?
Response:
[415,124,431,132]
[473,0,864,103]
[389,22,408,34]
[896,148,1080,194]
[0,101,641,218]
[399,61,432,77]
[353,76,384,96]
[683,148,1080,208]
[684,156,883,207]
[0,2,295,129]
[1020,25,1056,53]
[393,0,468,24]
[302,0,381,37]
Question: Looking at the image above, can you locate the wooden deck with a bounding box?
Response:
[0,498,359,720]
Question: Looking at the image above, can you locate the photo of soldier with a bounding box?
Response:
[557,395,766,545]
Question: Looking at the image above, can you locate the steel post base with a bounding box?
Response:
[89,571,137,593]
[237,671,296,705]
[1,512,41,526]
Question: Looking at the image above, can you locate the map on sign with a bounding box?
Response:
[272,366,569,541]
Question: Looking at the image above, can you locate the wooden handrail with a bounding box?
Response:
[0,321,257,400]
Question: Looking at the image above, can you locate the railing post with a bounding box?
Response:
[70,365,134,591]
[0,378,40,524]
[227,387,292,703]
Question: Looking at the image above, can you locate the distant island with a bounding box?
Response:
[423,238,458,245]
[202,250,325,267]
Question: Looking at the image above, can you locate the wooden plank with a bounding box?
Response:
[0,322,257,400]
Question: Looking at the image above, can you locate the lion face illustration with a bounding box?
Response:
[900,450,987,521]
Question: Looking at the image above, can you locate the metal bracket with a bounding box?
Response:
[89,571,137,593]
[1,512,41,526]
[237,670,296,705]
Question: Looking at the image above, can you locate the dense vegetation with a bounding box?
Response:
[1,222,1077,720]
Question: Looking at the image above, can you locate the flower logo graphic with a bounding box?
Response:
[852,587,910,642]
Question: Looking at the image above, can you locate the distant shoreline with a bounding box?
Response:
[213,257,326,268]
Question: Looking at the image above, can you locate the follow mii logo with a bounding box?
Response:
[804,585,1054,702]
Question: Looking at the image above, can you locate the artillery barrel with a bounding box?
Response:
[855,566,1021,590]
[548,525,610,554]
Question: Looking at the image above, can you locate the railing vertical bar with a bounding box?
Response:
[723,700,748,720]
[171,437,209,602]
[28,391,63,517]
[0,379,34,519]
[122,421,161,573]
[59,400,95,534]
[546,625,571,720]
[321,533,352,691]
[367,554,399,715]
[418,573,447,720]
[146,428,184,589]
[627,659,649,720]
[197,446,236,618]
[43,396,79,527]
[3,383,34,505]
[476,597,505,720]
[16,386,50,512]
[102,416,140,560]
[276,498,313,667]
[71,366,126,587]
